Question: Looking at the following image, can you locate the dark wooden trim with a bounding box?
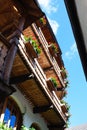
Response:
[57,87,64,91]
[10,73,34,84]
[7,17,25,41]
[64,0,87,80]
[0,33,10,48]
[33,105,53,113]
[0,79,16,100]
[47,122,65,128]
[1,38,19,84]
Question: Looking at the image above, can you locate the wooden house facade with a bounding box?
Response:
[0,0,69,130]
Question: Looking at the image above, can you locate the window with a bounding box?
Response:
[0,97,22,130]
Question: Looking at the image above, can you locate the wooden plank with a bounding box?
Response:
[33,105,53,113]
[10,73,34,84]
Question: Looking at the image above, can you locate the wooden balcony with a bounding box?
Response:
[31,23,65,87]
[0,31,67,127]
[15,37,67,124]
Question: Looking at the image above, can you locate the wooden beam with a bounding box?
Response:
[10,73,34,84]
[1,22,14,34]
[33,105,53,113]
[47,123,65,129]
[57,87,64,91]
[0,79,16,100]
[1,38,19,84]
[7,17,25,41]
[27,7,42,17]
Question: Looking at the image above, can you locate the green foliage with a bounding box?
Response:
[51,43,58,53]
[39,17,46,25]
[0,122,12,130]
[21,126,36,130]
[61,100,70,111]
[51,78,58,88]
[61,67,68,79]
[24,36,41,55]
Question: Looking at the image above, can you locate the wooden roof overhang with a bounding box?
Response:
[64,0,87,80]
[0,0,44,38]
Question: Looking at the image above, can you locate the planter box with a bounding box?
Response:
[46,79,57,91]
[61,104,67,113]
[48,45,56,57]
[25,42,38,59]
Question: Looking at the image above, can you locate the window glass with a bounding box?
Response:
[10,115,16,128]
[4,108,10,123]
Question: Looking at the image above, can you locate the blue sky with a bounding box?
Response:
[38,0,87,127]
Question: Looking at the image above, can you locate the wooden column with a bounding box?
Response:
[1,17,25,84]
[2,38,19,84]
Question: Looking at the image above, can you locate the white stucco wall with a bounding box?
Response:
[11,87,49,130]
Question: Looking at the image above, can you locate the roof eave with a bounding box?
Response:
[64,0,87,80]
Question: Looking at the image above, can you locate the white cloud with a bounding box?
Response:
[48,18,59,35]
[65,43,78,59]
[38,0,58,14]
[38,0,59,34]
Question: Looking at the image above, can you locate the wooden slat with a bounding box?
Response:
[18,79,50,106]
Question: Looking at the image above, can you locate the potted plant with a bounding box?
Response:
[46,77,58,91]
[63,90,68,97]
[61,67,68,79]
[48,43,58,57]
[64,79,69,88]
[60,100,70,113]
[24,36,41,59]
[39,16,46,25]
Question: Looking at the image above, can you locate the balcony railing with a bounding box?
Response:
[18,35,67,122]
[32,23,65,87]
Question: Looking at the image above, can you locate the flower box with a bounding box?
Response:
[48,44,58,57]
[24,37,41,59]
[25,42,38,59]
[61,104,68,113]
[46,78,58,91]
